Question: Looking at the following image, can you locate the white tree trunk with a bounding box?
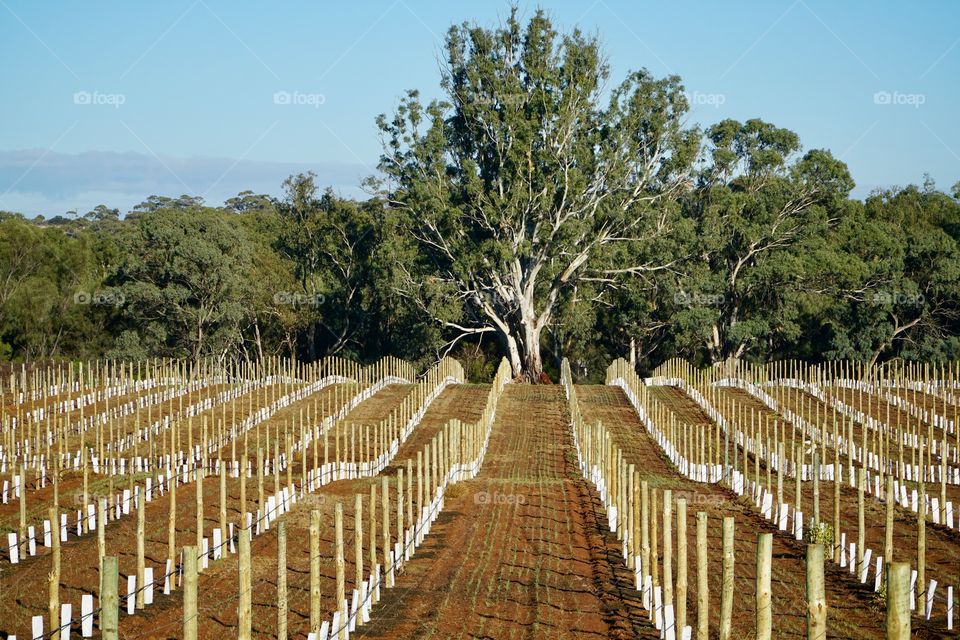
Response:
[495,296,545,381]
[521,322,543,381]
[504,332,523,380]
[517,292,545,381]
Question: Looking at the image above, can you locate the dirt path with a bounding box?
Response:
[342,384,413,425]
[355,385,651,640]
[579,384,892,639]
[380,384,489,476]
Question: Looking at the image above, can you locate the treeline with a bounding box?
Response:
[0,180,441,373]
[1,173,957,380]
[3,12,959,380]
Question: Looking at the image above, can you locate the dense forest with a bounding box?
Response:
[2,11,958,380]
[2,174,957,381]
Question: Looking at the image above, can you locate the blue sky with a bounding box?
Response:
[1,1,957,216]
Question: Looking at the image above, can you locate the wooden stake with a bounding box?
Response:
[696,511,708,640]
[136,489,145,608]
[277,521,288,640]
[397,468,404,569]
[369,483,378,603]
[100,556,119,640]
[336,501,346,640]
[663,489,673,633]
[857,468,865,579]
[720,516,734,640]
[651,488,659,587]
[168,465,177,591]
[48,507,60,640]
[886,562,911,639]
[257,448,264,520]
[756,532,772,640]
[195,464,204,564]
[812,447,820,525]
[885,475,894,564]
[832,457,840,563]
[183,546,198,640]
[310,509,321,634]
[238,529,251,640]
[219,463,228,556]
[641,480,650,591]
[240,436,247,518]
[97,498,106,573]
[806,543,826,640]
[355,493,364,588]
[676,498,687,636]
[918,482,926,614]
[382,475,392,588]
[18,466,26,556]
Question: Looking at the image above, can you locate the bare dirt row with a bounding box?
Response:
[596,384,903,638]
[353,385,652,640]
[645,383,949,637]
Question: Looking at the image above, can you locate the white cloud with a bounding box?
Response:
[0,149,371,216]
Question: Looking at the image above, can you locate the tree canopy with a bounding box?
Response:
[373,9,699,379]
[0,10,957,380]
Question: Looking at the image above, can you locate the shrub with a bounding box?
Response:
[805,521,834,548]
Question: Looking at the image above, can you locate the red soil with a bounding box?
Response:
[355,385,652,639]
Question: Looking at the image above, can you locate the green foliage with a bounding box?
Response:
[373,8,699,379]
[0,9,957,372]
[870,577,887,611]
[0,215,109,359]
[805,521,835,548]
[111,206,251,359]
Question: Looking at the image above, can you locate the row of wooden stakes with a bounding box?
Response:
[565,358,928,639]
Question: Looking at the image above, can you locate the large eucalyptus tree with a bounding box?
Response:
[373,9,699,380]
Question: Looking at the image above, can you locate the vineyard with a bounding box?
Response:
[0,357,958,638]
